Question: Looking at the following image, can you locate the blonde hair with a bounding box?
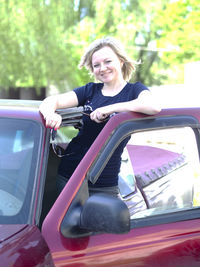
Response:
[79,36,137,81]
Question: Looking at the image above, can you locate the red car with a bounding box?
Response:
[1,99,200,266]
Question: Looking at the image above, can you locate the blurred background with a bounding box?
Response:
[0,0,199,107]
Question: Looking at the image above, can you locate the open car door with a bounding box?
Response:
[42,108,200,267]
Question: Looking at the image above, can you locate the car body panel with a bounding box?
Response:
[0,225,54,267]
[46,219,200,267]
[0,224,27,242]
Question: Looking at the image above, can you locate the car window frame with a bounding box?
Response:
[87,114,200,229]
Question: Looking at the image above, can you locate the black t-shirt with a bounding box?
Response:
[58,82,148,187]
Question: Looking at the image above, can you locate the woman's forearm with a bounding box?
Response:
[39,91,79,129]
[90,91,161,123]
[112,99,161,115]
[97,99,161,116]
[39,95,59,119]
[39,91,78,118]
[106,90,161,115]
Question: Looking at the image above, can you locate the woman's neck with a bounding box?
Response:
[102,80,127,97]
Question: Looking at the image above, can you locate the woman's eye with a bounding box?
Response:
[106,60,111,64]
[93,64,99,68]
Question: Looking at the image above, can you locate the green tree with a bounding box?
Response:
[66,0,170,85]
[154,0,200,83]
[0,0,199,96]
[0,0,81,92]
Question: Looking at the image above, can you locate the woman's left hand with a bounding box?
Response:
[90,107,110,123]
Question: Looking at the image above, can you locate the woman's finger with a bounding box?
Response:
[45,113,62,129]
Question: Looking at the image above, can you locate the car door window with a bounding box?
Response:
[0,118,41,222]
[118,127,200,221]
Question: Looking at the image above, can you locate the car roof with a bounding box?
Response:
[1,99,200,126]
[0,99,43,122]
[0,99,42,109]
[0,99,84,126]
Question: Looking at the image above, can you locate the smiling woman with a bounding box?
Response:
[39,36,161,197]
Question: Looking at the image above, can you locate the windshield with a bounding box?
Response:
[0,118,42,223]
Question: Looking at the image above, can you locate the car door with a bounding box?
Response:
[42,111,200,267]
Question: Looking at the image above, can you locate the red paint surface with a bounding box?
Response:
[0,225,54,266]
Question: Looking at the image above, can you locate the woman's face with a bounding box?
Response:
[91,46,124,84]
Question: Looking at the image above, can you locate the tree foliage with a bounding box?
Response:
[0,0,199,93]
[154,0,200,83]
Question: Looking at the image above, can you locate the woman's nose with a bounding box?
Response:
[100,63,107,71]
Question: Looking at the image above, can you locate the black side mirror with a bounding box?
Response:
[61,193,130,238]
[80,193,130,234]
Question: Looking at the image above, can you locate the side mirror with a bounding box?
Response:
[80,193,130,234]
[61,193,130,238]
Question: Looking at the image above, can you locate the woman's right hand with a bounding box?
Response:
[39,91,79,130]
[43,112,62,130]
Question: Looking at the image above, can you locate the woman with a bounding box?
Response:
[39,36,161,197]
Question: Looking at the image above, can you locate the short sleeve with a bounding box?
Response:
[73,82,98,106]
[132,82,149,99]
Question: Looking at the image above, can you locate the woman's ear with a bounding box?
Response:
[120,59,124,69]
